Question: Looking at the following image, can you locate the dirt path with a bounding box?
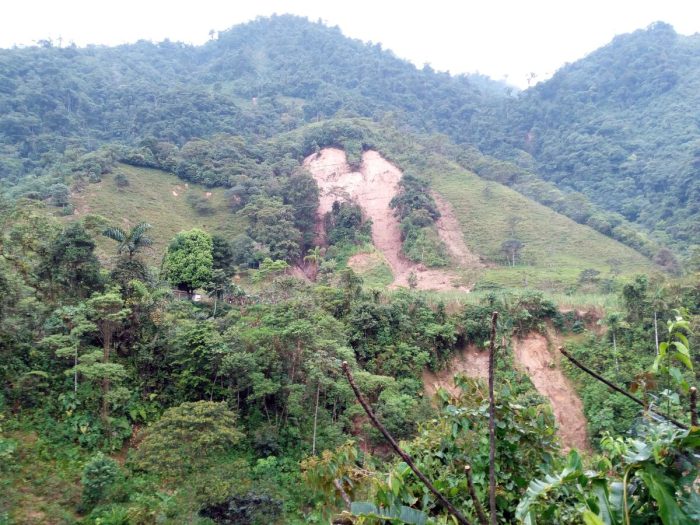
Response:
[422,345,489,398]
[513,334,590,452]
[303,148,471,291]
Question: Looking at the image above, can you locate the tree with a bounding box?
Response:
[501,239,524,267]
[40,304,96,394]
[135,401,243,476]
[38,222,103,300]
[599,311,629,373]
[212,234,235,276]
[86,291,131,423]
[242,196,302,262]
[102,222,153,259]
[304,246,324,280]
[163,228,213,296]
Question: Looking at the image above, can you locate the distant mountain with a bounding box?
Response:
[508,22,700,248]
[0,15,696,259]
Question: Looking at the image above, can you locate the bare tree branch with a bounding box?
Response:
[559,347,687,429]
[488,311,499,525]
[341,361,472,525]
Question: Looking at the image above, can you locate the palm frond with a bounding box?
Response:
[102,227,127,242]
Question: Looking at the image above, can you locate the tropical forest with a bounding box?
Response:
[0,13,698,525]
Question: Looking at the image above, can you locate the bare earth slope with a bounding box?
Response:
[513,334,590,452]
[423,334,590,453]
[422,346,489,398]
[304,148,473,290]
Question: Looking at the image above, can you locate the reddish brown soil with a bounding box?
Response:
[432,192,483,268]
[513,334,590,452]
[303,148,473,291]
[422,345,489,398]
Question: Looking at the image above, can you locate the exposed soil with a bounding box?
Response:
[424,334,590,453]
[513,334,590,452]
[303,148,472,291]
[422,345,489,398]
[432,192,483,268]
[347,251,386,274]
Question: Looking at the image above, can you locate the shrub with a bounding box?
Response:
[134,401,243,476]
[81,453,121,510]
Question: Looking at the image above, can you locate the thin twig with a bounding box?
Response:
[690,387,698,427]
[559,347,688,430]
[487,312,499,525]
[341,362,472,525]
[465,465,489,525]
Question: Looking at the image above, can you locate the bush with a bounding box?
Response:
[134,401,243,476]
[81,453,121,510]
[186,193,215,216]
[114,173,129,188]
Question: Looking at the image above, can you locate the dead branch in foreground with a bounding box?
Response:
[342,361,473,525]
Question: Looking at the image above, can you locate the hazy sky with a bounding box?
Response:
[3,0,700,88]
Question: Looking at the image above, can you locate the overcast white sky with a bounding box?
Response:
[3,1,699,88]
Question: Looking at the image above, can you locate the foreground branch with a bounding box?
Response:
[690,387,697,427]
[341,362,473,525]
[487,312,499,525]
[559,347,688,430]
[465,465,489,525]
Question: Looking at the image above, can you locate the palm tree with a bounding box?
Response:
[304,246,324,280]
[102,222,153,259]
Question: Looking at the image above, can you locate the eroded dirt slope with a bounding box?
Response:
[423,334,590,453]
[303,148,473,290]
[422,346,489,398]
[432,192,483,268]
[513,334,590,452]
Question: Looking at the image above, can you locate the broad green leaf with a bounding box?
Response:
[638,464,692,525]
[590,479,615,525]
[350,501,428,524]
[582,510,605,525]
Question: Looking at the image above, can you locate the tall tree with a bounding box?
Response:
[102,222,153,259]
[163,228,214,296]
[86,291,131,423]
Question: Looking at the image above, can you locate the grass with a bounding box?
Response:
[426,160,656,289]
[68,164,247,266]
[395,287,621,313]
[1,431,82,524]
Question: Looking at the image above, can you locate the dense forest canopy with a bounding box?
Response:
[0,13,699,525]
[3,15,699,258]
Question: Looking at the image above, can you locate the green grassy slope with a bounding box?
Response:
[69,163,246,265]
[427,161,655,289]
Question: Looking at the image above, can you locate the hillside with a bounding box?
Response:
[1,16,699,525]
[69,163,245,265]
[67,126,656,291]
[4,15,694,261]
[509,22,700,250]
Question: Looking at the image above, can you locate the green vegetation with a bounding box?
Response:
[69,164,245,265]
[0,13,698,525]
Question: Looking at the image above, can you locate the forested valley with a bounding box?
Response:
[0,14,699,525]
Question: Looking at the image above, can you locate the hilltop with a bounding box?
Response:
[2,15,697,262]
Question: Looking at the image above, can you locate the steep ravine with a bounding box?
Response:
[423,334,590,453]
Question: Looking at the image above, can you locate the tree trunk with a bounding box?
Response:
[312,381,321,456]
[654,312,659,356]
[101,324,112,424]
[74,348,78,393]
[488,312,499,525]
[612,330,619,373]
